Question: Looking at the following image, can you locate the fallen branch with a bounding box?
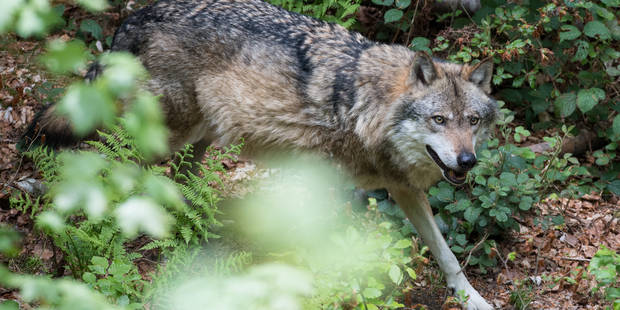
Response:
[559,257,591,263]
[458,232,489,275]
[526,130,605,156]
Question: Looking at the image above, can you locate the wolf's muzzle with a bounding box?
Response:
[457,152,477,170]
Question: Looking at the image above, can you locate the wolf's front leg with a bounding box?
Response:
[389,187,493,310]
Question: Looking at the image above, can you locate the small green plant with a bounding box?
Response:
[509,279,533,310]
[588,245,620,309]
[268,0,361,28]
[82,256,144,309]
[144,142,242,252]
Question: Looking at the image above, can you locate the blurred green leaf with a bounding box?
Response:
[144,174,184,209]
[115,197,172,238]
[518,196,533,211]
[0,300,19,310]
[371,0,393,6]
[577,88,605,113]
[405,267,416,280]
[0,0,24,32]
[76,0,109,12]
[388,264,402,284]
[464,206,481,223]
[613,114,620,136]
[0,226,20,257]
[559,25,581,41]
[393,238,411,249]
[80,19,103,40]
[410,37,432,54]
[607,180,620,195]
[39,39,89,74]
[82,272,96,284]
[16,5,44,37]
[395,0,410,9]
[362,287,382,299]
[584,21,611,40]
[58,82,115,135]
[36,211,65,233]
[123,92,169,159]
[384,9,403,23]
[554,92,577,117]
[100,52,147,97]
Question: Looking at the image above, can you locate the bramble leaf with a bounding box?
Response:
[559,25,581,41]
[584,21,611,40]
[384,9,403,23]
[577,88,605,113]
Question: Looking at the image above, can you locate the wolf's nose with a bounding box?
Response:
[457,152,477,170]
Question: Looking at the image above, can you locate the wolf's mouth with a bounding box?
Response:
[425,145,468,185]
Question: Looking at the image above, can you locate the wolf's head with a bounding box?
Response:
[388,53,497,187]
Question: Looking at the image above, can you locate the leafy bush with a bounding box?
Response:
[267,0,361,28]
[588,246,620,309]
[353,0,619,272]
[428,105,593,271]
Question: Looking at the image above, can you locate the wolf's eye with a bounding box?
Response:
[432,116,445,124]
[470,116,480,126]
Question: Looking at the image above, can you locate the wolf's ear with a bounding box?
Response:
[464,58,493,94]
[411,52,437,85]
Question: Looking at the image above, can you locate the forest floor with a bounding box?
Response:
[1,20,618,310]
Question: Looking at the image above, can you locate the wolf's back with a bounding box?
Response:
[20,0,373,151]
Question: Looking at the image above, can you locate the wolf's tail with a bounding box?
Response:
[17,63,104,152]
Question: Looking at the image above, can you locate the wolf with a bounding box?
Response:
[21,0,497,308]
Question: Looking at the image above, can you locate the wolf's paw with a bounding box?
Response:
[447,277,493,310]
[462,291,493,310]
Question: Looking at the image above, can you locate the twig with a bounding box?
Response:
[492,247,510,277]
[405,0,421,46]
[559,257,590,263]
[460,1,475,24]
[458,232,488,275]
[534,246,540,276]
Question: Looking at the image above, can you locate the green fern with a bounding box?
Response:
[145,246,253,308]
[10,192,43,218]
[87,123,144,163]
[25,146,59,182]
[20,122,240,306]
[268,0,361,28]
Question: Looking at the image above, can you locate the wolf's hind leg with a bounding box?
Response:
[389,187,494,310]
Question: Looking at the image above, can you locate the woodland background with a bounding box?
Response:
[0,0,618,309]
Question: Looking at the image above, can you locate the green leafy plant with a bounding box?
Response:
[429,105,593,271]
[588,245,620,309]
[509,279,534,310]
[267,0,361,28]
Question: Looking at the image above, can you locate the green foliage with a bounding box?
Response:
[39,39,91,74]
[143,143,242,251]
[0,265,121,310]
[306,219,420,309]
[146,247,254,308]
[588,246,620,308]
[81,256,143,309]
[453,1,618,147]
[509,279,533,310]
[266,0,361,28]
[429,106,593,271]
[9,123,237,307]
